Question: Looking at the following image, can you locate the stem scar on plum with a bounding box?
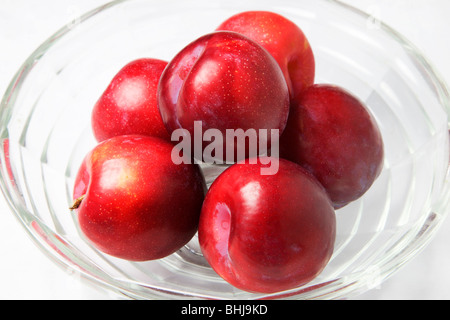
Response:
[70,195,85,210]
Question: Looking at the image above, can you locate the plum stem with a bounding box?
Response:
[70,195,85,210]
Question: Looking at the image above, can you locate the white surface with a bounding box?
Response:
[0,0,449,300]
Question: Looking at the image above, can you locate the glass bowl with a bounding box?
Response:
[1,0,449,300]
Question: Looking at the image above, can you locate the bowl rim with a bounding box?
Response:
[0,0,449,300]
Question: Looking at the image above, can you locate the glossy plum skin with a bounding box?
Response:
[217,11,315,102]
[72,135,206,261]
[280,84,384,209]
[198,157,336,293]
[157,31,290,162]
[92,58,170,142]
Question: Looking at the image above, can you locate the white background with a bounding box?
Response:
[0,0,449,299]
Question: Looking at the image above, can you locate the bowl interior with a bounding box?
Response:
[1,0,449,299]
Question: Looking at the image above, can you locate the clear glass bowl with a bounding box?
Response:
[1,0,449,300]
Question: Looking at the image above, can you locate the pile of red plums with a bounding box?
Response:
[71,11,384,294]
